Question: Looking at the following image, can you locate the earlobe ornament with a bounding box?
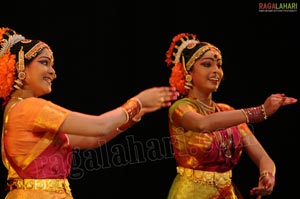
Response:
[184,74,193,90]
[13,47,26,90]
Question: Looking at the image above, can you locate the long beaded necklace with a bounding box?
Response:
[193,98,233,158]
[218,128,233,158]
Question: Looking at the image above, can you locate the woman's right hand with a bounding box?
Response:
[134,86,179,113]
[263,93,297,117]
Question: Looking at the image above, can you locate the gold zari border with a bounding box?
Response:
[7,178,72,195]
[176,166,232,188]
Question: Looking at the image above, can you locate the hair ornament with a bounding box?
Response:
[165,33,199,67]
[0,27,22,101]
[0,51,16,100]
[165,33,200,95]
[0,29,25,58]
[25,41,52,60]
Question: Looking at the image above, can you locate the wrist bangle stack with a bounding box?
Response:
[241,104,268,123]
[120,97,142,123]
[117,98,142,133]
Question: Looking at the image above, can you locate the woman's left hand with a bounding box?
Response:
[250,174,275,199]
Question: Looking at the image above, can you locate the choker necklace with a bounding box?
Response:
[194,98,218,114]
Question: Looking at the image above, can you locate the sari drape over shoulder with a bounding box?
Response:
[1,97,73,198]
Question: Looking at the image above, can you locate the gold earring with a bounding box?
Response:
[184,74,193,90]
[14,47,26,90]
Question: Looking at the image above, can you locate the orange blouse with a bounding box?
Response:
[2,97,72,180]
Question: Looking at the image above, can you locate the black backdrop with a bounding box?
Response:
[0,1,299,198]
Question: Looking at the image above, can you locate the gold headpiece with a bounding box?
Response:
[165,33,222,96]
[165,33,200,95]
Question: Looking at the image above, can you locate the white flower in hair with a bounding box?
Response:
[174,39,199,64]
[0,34,25,57]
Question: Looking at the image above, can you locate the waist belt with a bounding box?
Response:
[176,166,232,187]
[7,178,71,195]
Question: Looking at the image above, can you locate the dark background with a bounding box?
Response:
[0,0,299,198]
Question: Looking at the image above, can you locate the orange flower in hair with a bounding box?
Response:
[169,62,186,95]
[0,27,23,102]
[0,27,9,40]
[165,33,198,95]
[0,52,16,99]
[165,33,197,66]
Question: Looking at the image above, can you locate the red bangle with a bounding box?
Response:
[241,105,268,123]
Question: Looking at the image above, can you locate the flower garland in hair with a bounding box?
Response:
[165,33,197,95]
[0,27,18,103]
[165,33,197,66]
[0,27,9,40]
[169,62,186,95]
[0,52,16,100]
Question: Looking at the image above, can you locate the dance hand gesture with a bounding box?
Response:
[263,93,297,117]
[134,86,179,114]
[250,172,275,199]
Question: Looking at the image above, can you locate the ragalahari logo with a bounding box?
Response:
[258,2,298,12]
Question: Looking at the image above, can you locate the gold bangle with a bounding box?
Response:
[120,98,142,122]
[241,109,249,123]
[261,104,268,120]
[259,170,275,181]
[130,97,142,109]
[119,107,129,123]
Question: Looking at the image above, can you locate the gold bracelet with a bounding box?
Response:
[130,97,142,109]
[261,104,268,120]
[120,98,142,122]
[241,109,249,123]
[259,170,275,181]
[119,107,129,123]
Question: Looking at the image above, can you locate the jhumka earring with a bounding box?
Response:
[184,74,193,90]
[14,47,26,90]
[182,55,193,90]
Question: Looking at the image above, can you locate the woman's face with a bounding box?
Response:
[23,48,56,97]
[189,48,223,94]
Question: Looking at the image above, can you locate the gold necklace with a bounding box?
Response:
[193,98,233,158]
[194,98,217,114]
